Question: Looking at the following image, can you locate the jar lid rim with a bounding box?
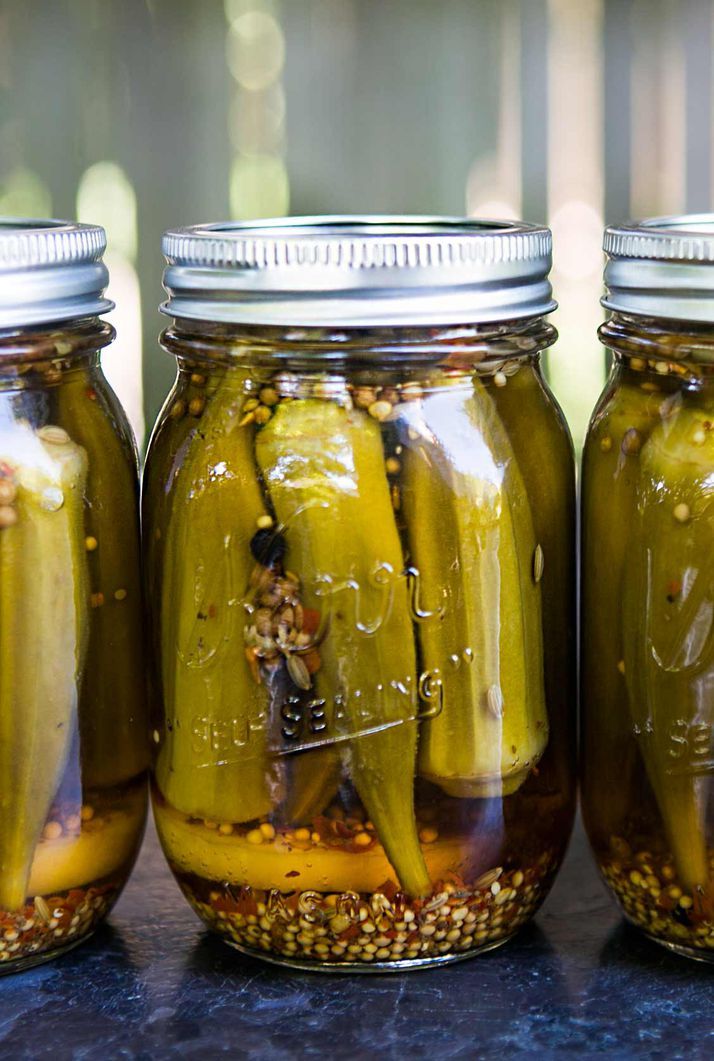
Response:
[161,215,556,327]
[603,214,714,323]
[604,214,714,263]
[0,218,114,328]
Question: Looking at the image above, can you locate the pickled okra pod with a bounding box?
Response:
[581,380,661,836]
[157,378,282,824]
[58,371,147,789]
[0,414,89,910]
[488,363,576,805]
[622,403,714,895]
[401,374,547,798]
[256,397,431,897]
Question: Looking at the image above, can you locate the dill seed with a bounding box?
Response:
[38,425,70,445]
[486,685,503,718]
[621,428,642,455]
[533,544,544,583]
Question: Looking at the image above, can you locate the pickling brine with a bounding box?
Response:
[582,215,714,962]
[0,221,147,972]
[147,218,576,970]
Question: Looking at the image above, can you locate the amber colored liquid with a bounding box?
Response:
[146,335,576,968]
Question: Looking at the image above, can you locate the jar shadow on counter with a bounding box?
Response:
[0,925,150,1052]
[580,923,714,1052]
[148,923,575,1055]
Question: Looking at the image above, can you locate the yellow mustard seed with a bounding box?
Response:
[617,660,626,675]
[254,405,272,425]
[599,435,612,453]
[259,387,279,407]
[354,832,372,847]
[256,514,274,530]
[190,372,206,387]
[368,400,392,421]
[169,399,186,420]
[0,480,17,505]
[114,588,127,602]
[85,536,98,551]
[419,826,439,844]
[243,398,259,413]
[385,457,401,475]
[189,397,205,417]
[294,827,310,842]
[43,821,63,841]
[493,372,507,388]
[353,387,376,409]
[0,506,18,529]
[80,805,95,822]
[218,823,234,836]
[247,828,263,845]
[674,503,690,523]
[260,823,276,840]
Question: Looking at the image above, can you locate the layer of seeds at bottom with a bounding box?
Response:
[0,882,119,966]
[600,840,714,952]
[176,853,556,965]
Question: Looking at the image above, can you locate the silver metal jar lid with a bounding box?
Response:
[161,216,555,327]
[0,218,114,330]
[603,214,714,323]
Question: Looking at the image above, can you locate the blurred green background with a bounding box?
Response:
[0,0,712,449]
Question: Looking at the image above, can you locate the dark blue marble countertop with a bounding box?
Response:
[0,819,711,1060]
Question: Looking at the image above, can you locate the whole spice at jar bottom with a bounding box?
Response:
[175,854,556,966]
[600,843,714,952]
[0,881,119,966]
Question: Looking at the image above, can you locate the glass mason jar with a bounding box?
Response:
[146,218,576,971]
[0,220,147,971]
[582,215,714,961]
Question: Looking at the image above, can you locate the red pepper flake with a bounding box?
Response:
[376,879,400,903]
[232,885,258,916]
[301,608,321,636]
[86,388,97,401]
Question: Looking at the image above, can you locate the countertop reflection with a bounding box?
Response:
[0,819,711,1059]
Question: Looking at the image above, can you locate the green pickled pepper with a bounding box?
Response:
[157,378,282,824]
[58,372,147,789]
[401,376,547,798]
[623,403,714,894]
[256,398,431,897]
[0,417,89,910]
